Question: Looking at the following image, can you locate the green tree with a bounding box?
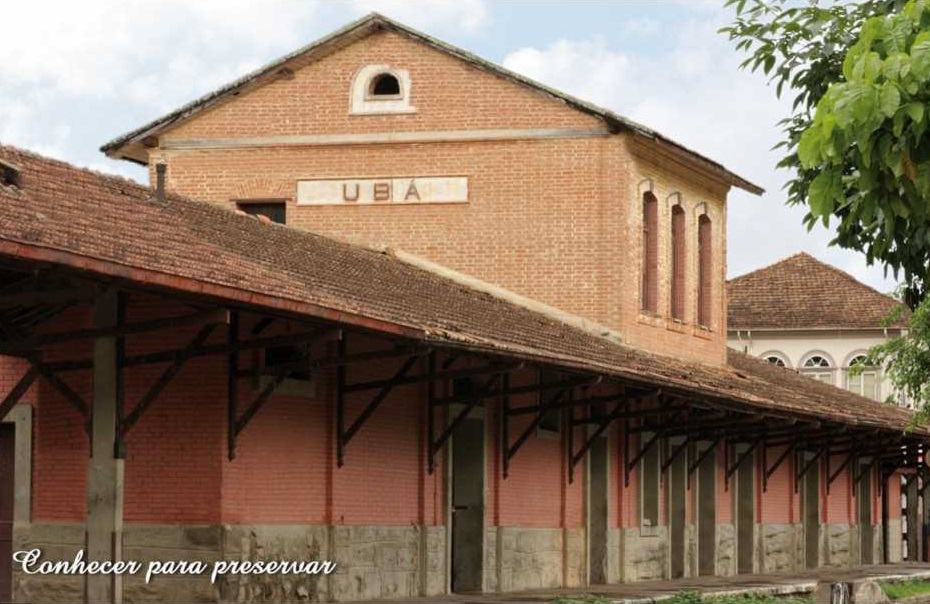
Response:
[723,0,930,416]
[721,0,930,307]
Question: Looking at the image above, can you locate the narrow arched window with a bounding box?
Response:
[670,205,686,321]
[641,192,659,313]
[370,73,401,97]
[697,214,712,327]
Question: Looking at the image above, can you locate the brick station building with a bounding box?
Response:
[0,13,925,604]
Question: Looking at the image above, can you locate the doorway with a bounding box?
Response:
[0,424,13,604]
[451,413,485,593]
[696,442,716,576]
[803,454,821,569]
[859,462,873,564]
[669,438,687,579]
[735,445,755,575]
[588,436,608,584]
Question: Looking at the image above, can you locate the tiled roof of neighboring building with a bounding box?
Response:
[99,13,762,195]
[0,145,918,435]
[727,252,910,331]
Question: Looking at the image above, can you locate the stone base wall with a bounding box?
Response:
[825,523,852,568]
[760,523,801,573]
[872,522,885,564]
[606,528,621,584]
[484,527,583,593]
[887,518,903,563]
[716,523,735,577]
[619,526,667,582]
[15,523,445,604]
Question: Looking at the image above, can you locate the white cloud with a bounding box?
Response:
[503,12,899,292]
[620,17,661,38]
[504,38,632,110]
[348,0,488,32]
[0,1,321,102]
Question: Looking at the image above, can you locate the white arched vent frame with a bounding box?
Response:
[350,64,416,115]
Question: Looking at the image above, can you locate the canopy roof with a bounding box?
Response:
[0,145,917,438]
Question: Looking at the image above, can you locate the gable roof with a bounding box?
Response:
[727,252,910,331]
[100,13,763,195]
[0,144,918,437]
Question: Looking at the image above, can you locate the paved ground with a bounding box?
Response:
[358,563,930,603]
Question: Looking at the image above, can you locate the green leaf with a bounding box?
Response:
[809,170,839,217]
[883,53,907,80]
[906,101,925,124]
[852,51,883,83]
[910,31,930,80]
[884,14,912,55]
[880,82,901,118]
[798,128,822,168]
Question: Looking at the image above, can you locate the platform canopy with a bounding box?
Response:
[0,144,924,479]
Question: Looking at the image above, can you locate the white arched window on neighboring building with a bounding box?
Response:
[801,353,835,385]
[845,353,881,401]
[761,352,789,367]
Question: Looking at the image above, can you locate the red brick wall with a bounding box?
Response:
[759,446,798,524]
[887,472,902,520]
[825,456,852,524]
[31,299,226,523]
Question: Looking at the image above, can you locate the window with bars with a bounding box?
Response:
[670,205,686,321]
[641,192,659,313]
[697,214,712,328]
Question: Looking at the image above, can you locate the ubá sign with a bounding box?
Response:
[297,177,468,205]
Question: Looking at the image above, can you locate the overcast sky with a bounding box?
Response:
[0,0,901,292]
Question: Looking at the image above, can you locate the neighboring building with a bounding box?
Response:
[0,14,923,604]
[728,253,911,406]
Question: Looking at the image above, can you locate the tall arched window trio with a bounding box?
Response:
[640,190,712,329]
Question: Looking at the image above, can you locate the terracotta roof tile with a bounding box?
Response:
[0,145,919,436]
[727,252,909,331]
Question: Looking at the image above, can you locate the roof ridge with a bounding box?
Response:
[0,142,150,195]
[727,251,811,284]
[730,250,899,302]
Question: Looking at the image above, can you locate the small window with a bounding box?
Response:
[351,65,415,115]
[264,346,310,381]
[369,73,401,97]
[764,355,786,367]
[256,343,314,397]
[237,200,286,224]
[641,192,659,313]
[537,368,562,436]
